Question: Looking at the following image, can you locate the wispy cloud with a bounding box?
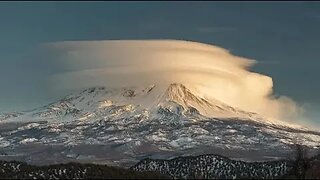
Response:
[257,60,281,65]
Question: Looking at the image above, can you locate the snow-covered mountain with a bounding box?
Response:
[0,83,319,167]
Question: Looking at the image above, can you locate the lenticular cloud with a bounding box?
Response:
[45,40,302,121]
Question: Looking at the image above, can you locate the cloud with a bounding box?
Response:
[44,39,302,122]
[257,60,281,64]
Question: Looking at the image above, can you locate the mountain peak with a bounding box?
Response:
[162,83,257,118]
[166,83,192,99]
[165,83,201,102]
[168,83,187,88]
[161,83,217,115]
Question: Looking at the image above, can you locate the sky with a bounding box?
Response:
[0,2,319,125]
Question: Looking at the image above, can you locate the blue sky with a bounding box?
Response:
[0,2,319,124]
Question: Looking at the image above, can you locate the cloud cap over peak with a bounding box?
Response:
[45,39,302,122]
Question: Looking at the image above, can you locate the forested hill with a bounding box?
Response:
[1,153,319,179]
[0,161,167,179]
[131,154,292,179]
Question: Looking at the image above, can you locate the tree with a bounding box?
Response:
[292,144,310,179]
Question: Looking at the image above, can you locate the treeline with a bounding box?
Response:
[1,144,319,179]
[282,144,320,179]
[131,154,292,179]
[0,161,168,179]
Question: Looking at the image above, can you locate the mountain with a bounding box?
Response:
[0,83,319,167]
